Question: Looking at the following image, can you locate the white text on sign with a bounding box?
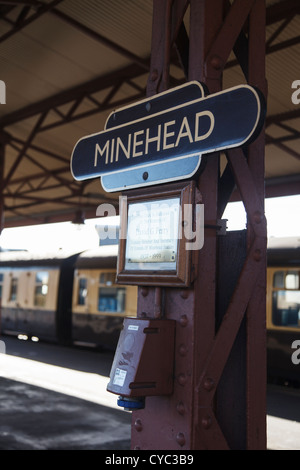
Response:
[94,111,214,166]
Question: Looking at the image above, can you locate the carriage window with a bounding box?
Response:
[98,272,125,313]
[34,271,49,307]
[0,273,3,299]
[273,271,284,288]
[100,272,115,285]
[285,271,299,289]
[272,270,300,328]
[77,278,87,305]
[9,277,18,301]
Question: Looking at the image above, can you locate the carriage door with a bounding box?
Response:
[15,270,33,335]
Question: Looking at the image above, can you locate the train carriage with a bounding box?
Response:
[267,238,300,384]
[1,237,300,383]
[0,250,77,344]
[71,245,137,349]
[0,246,137,350]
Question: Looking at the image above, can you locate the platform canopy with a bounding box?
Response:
[0,0,299,228]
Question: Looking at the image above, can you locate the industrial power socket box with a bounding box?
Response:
[107,317,176,398]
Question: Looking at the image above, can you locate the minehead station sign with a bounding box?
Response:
[71,81,265,192]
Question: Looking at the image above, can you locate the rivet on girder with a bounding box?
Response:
[202,415,212,430]
[176,401,185,415]
[178,373,187,386]
[176,432,186,447]
[179,314,188,327]
[178,344,187,356]
[253,249,262,262]
[134,418,143,432]
[203,377,215,391]
[141,287,148,297]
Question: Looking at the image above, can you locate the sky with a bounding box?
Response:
[224,194,300,237]
[0,194,299,253]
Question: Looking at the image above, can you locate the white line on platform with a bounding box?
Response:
[0,353,120,410]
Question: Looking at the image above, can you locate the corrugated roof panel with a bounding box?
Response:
[0,14,132,117]
[0,0,299,227]
[266,44,300,115]
[265,144,300,178]
[58,0,153,58]
[267,13,300,45]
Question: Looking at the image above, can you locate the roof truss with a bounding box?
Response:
[0,0,299,227]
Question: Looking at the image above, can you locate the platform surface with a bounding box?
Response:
[0,336,299,450]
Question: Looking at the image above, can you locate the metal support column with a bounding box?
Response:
[0,132,7,337]
[246,0,268,449]
[0,132,7,235]
[131,0,267,450]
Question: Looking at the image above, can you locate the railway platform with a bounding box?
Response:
[0,336,299,450]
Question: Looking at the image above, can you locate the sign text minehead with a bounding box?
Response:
[71,82,265,191]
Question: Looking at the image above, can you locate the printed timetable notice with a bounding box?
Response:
[124,198,180,271]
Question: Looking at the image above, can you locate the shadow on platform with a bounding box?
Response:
[0,376,131,450]
[267,384,300,422]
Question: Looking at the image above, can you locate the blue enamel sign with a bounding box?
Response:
[71,81,264,192]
